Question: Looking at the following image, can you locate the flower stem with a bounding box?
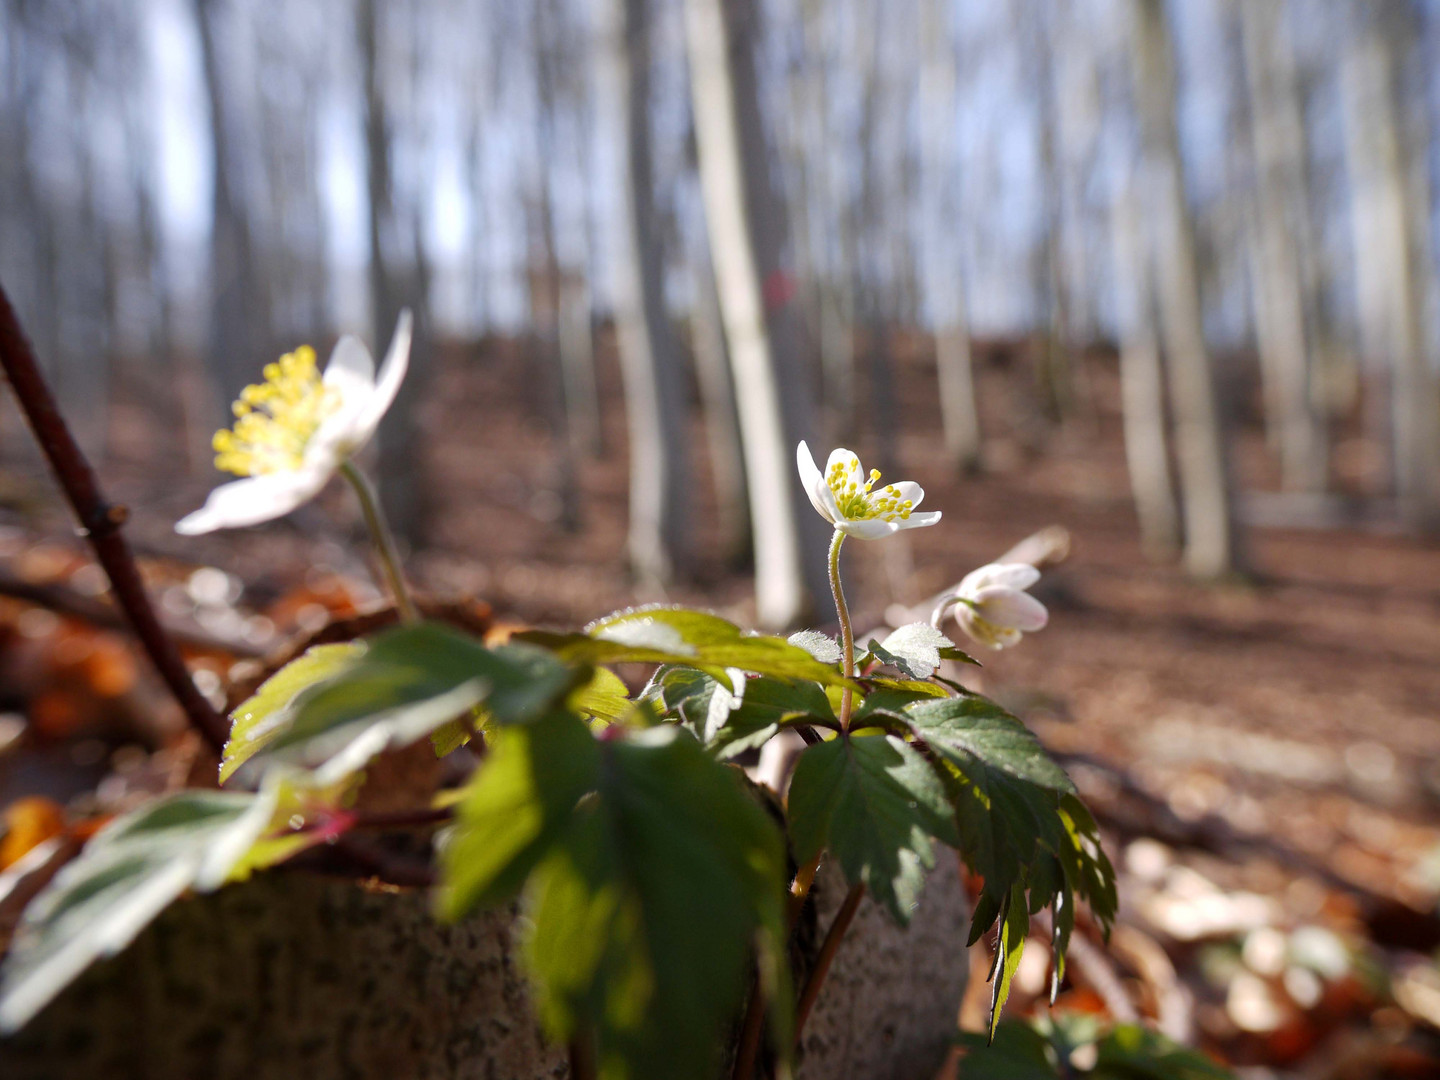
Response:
[828,529,854,731]
[339,460,418,623]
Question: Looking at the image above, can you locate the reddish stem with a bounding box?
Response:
[0,284,228,750]
[794,883,865,1046]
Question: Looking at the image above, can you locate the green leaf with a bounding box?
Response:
[521,606,854,689]
[903,695,1115,1011]
[439,712,601,917]
[568,667,632,723]
[788,732,959,923]
[869,622,977,680]
[787,629,842,665]
[1092,1023,1234,1079]
[221,643,363,782]
[707,676,838,758]
[254,623,582,783]
[988,883,1029,1041]
[953,1020,1059,1078]
[905,696,1075,794]
[442,719,790,1079]
[0,790,275,1032]
[860,675,950,699]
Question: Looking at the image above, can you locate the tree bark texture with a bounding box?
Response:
[1340,1,1440,531]
[684,0,827,628]
[1129,0,1242,578]
[600,0,692,585]
[1239,0,1327,494]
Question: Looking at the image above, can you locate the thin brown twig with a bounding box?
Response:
[0,283,228,750]
[794,882,865,1046]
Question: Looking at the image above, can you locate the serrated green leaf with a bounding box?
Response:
[860,675,951,699]
[221,643,363,782]
[253,623,582,783]
[442,720,790,1079]
[905,696,1075,793]
[707,676,837,758]
[787,629,842,665]
[989,883,1029,1041]
[788,732,959,923]
[438,712,601,917]
[0,790,274,1032]
[521,606,854,689]
[873,622,975,679]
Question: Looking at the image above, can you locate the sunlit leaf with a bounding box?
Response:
[221,643,363,782]
[252,623,582,783]
[787,629,842,665]
[988,883,1029,1041]
[520,606,854,689]
[867,622,978,680]
[568,667,632,723]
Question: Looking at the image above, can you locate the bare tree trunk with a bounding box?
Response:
[1111,160,1181,559]
[1239,0,1327,494]
[194,0,264,416]
[684,0,825,628]
[599,0,691,585]
[1129,0,1242,579]
[1341,1,1440,531]
[919,0,980,473]
[689,233,751,566]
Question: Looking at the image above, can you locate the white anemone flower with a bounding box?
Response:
[796,441,941,539]
[176,312,412,536]
[948,563,1048,649]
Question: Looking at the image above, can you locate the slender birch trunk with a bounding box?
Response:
[600,0,691,584]
[1129,0,1242,578]
[684,0,825,628]
[1341,1,1440,531]
[919,0,980,472]
[1239,0,1327,494]
[1111,159,1181,558]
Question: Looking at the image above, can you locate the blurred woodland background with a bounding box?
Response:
[3,0,1440,1075]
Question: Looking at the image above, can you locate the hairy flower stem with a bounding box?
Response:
[340,460,418,623]
[828,529,854,731]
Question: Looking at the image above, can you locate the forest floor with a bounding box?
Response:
[1,331,1438,1077]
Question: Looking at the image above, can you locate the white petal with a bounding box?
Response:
[796,441,836,524]
[322,335,376,398]
[175,469,332,534]
[356,309,413,439]
[973,586,1049,632]
[894,510,942,531]
[959,562,1040,598]
[838,518,901,540]
[825,448,864,489]
[953,607,1020,650]
[882,480,926,509]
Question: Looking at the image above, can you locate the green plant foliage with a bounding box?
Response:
[222,642,363,781]
[902,694,1116,1030]
[788,732,959,923]
[519,605,854,690]
[440,718,790,1080]
[250,622,582,783]
[0,790,274,1032]
[568,667,633,723]
[863,622,979,680]
[954,1018,1234,1080]
[648,669,837,756]
[786,629,842,665]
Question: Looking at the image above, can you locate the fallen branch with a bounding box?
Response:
[0,284,229,750]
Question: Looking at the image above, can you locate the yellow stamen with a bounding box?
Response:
[825,457,913,522]
[212,346,340,477]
